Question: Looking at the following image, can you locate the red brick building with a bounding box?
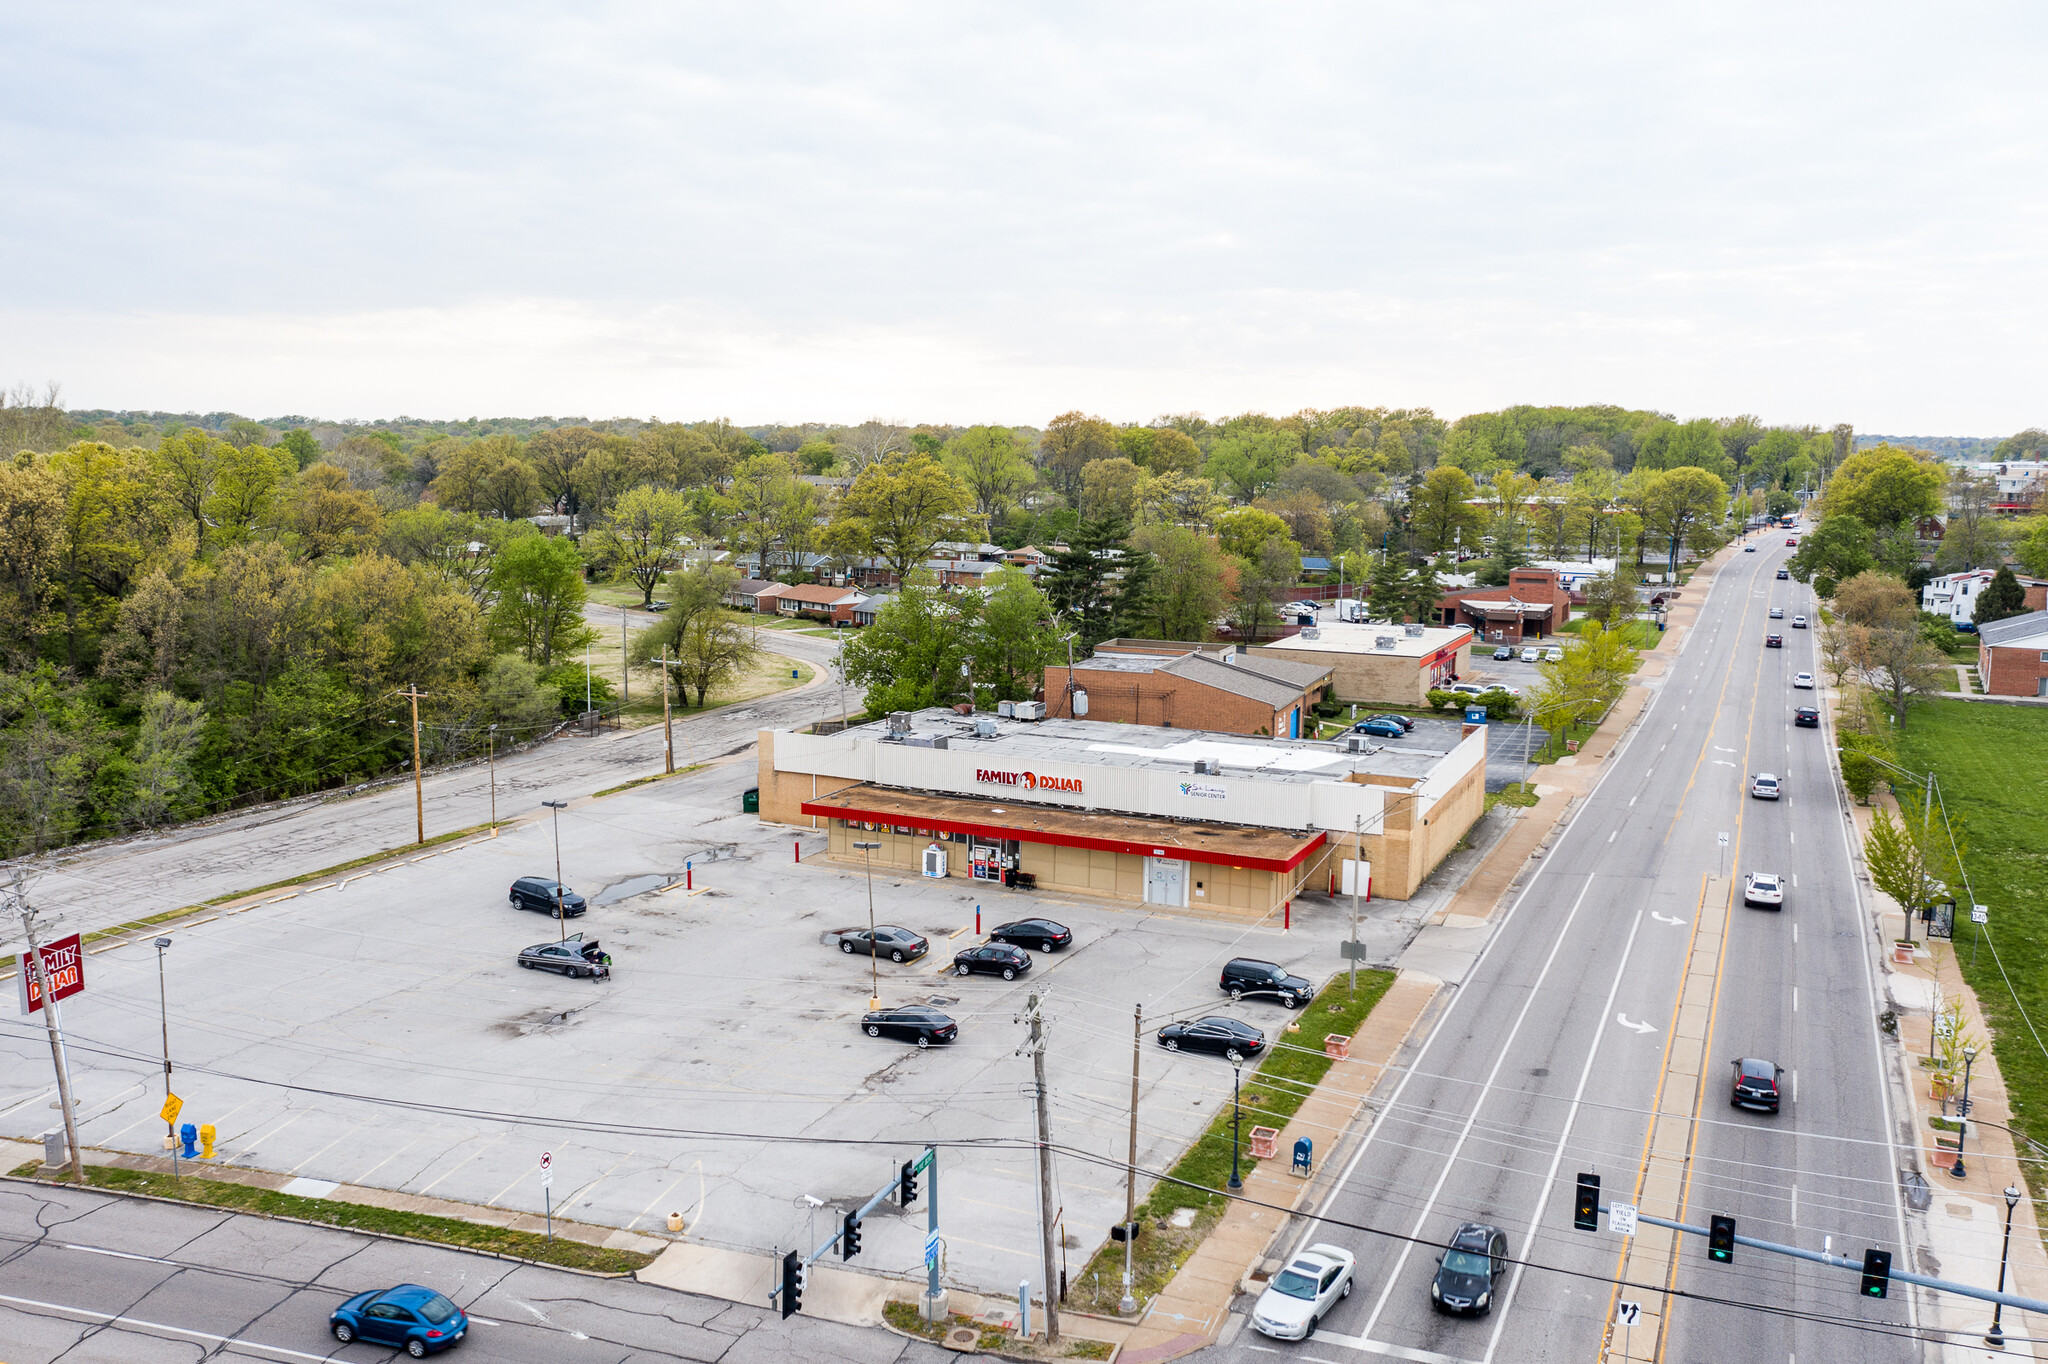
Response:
[1435,568,1575,646]
[1978,610,2048,698]
[1043,649,1334,738]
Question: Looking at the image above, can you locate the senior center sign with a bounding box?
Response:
[17,933,84,1016]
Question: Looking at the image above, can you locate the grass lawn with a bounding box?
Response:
[1556,618,1663,650]
[10,1164,654,1273]
[1891,699,2048,1200]
[1066,969,1396,1316]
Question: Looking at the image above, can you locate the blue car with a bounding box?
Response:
[1352,717,1406,738]
[331,1285,468,1356]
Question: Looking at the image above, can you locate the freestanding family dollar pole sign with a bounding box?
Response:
[17,933,84,1015]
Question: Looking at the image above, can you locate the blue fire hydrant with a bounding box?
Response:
[179,1122,199,1159]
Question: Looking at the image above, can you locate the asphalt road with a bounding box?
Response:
[1210,539,1922,1363]
[9,627,843,943]
[0,1178,960,1363]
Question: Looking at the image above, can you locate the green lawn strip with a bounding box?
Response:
[588,763,711,800]
[1556,618,1662,650]
[1891,700,2048,1213]
[1485,782,1541,814]
[1067,970,1396,1315]
[14,1165,653,1274]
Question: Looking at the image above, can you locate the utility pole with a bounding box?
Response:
[544,800,569,943]
[662,648,674,773]
[1351,814,1363,994]
[620,607,629,706]
[403,684,425,844]
[1024,991,1060,1343]
[1122,1002,1141,1315]
[10,882,84,1182]
[487,724,499,829]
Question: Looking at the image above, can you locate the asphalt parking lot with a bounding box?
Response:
[0,755,1364,1299]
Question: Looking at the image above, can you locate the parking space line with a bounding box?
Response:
[630,1162,701,1228]
[237,1112,304,1158]
[349,1129,434,1186]
[563,1149,636,1210]
[420,1131,507,1196]
[288,1130,355,1176]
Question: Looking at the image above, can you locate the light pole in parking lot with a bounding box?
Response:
[1228,1060,1245,1192]
[854,840,882,1007]
[154,937,173,1150]
[544,799,569,942]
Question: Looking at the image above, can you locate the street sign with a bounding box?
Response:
[1617,1300,1641,1326]
[1972,904,1989,924]
[925,1230,941,1261]
[913,1148,935,1174]
[17,934,84,1016]
[1610,1202,1639,1235]
[1340,940,1371,960]
[1716,832,1729,848]
[160,1094,183,1125]
[539,1150,553,1187]
[540,1169,553,1188]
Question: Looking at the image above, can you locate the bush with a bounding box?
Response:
[540,661,617,715]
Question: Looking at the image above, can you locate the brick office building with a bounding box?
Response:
[1436,567,1575,645]
[1978,610,2048,697]
[1041,649,1333,738]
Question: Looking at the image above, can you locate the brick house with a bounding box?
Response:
[1978,610,2048,697]
[1042,650,1333,738]
[770,583,865,624]
[1436,567,1574,645]
[726,578,779,611]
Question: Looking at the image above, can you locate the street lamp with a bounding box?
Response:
[1227,1060,1244,1192]
[1952,1046,1978,1178]
[154,937,173,1150]
[854,840,882,1008]
[543,800,569,942]
[1988,1184,2021,1348]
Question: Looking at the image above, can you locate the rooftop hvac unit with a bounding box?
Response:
[1193,757,1217,775]
[931,735,949,750]
[1011,700,1046,721]
[1300,628,1320,640]
[973,717,998,738]
[1346,735,1370,753]
[997,700,1015,718]
[1073,689,1090,717]
[886,711,913,734]
[1404,623,1426,637]
[1374,635,1398,650]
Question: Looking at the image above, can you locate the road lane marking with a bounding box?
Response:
[1608,831,1617,842]
[1310,1329,1477,1364]
[63,1243,177,1264]
[1615,1014,1656,1034]
[0,1291,335,1362]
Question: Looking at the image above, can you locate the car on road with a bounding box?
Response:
[1743,873,1784,909]
[510,877,586,918]
[1794,705,1820,727]
[1250,1243,1356,1339]
[988,918,1072,952]
[952,942,1031,979]
[517,936,610,978]
[1544,646,1564,663]
[1786,537,1798,547]
[840,926,929,962]
[331,1285,468,1355]
[1519,646,1541,662]
[1158,1016,1266,1061]
[1765,633,1783,648]
[1730,1057,1783,1112]
[1431,1223,1509,1315]
[1744,544,1756,552]
[1492,645,1516,660]
[1769,607,1784,618]
[1221,957,1312,1007]
[1793,671,1814,689]
[1791,614,1807,628]
[1352,716,1406,738]
[1776,569,1790,579]
[1750,772,1781,800]
[862,1004,958,1047]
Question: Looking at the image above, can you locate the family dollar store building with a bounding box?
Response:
[755,708,1488,918]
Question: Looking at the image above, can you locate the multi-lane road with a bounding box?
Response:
[1215,537,1922,1363]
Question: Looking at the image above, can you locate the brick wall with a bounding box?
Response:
[1043,666,1301,736]
[1981,642,2048,697]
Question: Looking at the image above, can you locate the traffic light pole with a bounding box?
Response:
[773,1156,931,1312]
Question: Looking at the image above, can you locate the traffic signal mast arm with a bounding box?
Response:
[772,1148,932,1305]
[1589,1198,2048,1316]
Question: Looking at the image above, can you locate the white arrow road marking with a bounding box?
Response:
[1650,913,1687,925]
[1712,760,1737,767]
[1616,1014,1656,1034]
[1714,745,1736,752]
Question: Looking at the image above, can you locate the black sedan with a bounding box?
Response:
[1367,713,1415,732]
[517,936,609,978]
[1158,1016,1266,1061]
[953,943,1032,979]
[1794,706,1820,727]
[862,1005,958,1047]
[989,918,1072,952]
[840,926,929,962]
[1776,569,1790,579]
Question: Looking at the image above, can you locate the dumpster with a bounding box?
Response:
[742,787,759,814]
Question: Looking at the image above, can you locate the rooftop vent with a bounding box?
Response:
[1374,635,1398,650]
[1404,623,1426,637]
[1193,757,1218,775]
[973,717,998,738]
[886,712,913,734]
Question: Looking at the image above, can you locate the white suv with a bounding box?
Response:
[1743,872,1784,909]
[1750,773,1781,800]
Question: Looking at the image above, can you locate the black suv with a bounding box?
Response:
[510,877,586,917]
[1431,1223,1507,1315]
[1731,1057,1783,1112]
[1220,958,1311,1008]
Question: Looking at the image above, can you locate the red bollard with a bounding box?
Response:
[686,863,693,891]
[794,840,800,864]
[1284,900,1291,930]
[975,904,981,934]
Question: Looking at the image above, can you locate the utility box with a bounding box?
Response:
[921,846,948,879]
[741,787,759,814]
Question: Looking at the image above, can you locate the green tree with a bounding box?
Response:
[589,485,694,606]
[840,573,978,714]
[287,463,383,562]
[1821,444,1945,530]
[827,453,972,581]
[1787,513,1874,589]
[124,689,208,828]
[1408,465,1484,555]
[487,533,594,666]
[1147,428,1203,476]
[1081,457,1145,523]
[2014,517,2048,579]
[1865,802,1963,925]
[277,428,321,470]
[1636,466,1729,575]
[1215,506,1292,562]
[944,425,1034,519]
[1130,525,1229,640]
[1973,565,2029,625]
[151,429,228,549]
[1203,430,1299,502]
[971,567,1065,703]
[204,442,295,545]
[1225,536,1301,644]
[668,612,759,707]
[1039,412,1119,504]
[479,654,562,739]
[1043,516,1146,650]
[629,563,741,671]
[1580,571,1641,627]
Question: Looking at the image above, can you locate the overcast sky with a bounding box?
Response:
[4,3,2044,432]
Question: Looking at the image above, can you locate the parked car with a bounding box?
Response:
[1776,568,1790,579]
[840,926,929,962]
[1750,772,1781,800]
[1282,600,1320,617]
[517,936,610,978]
[509,877,586,918]
[1220,958,1312,1007]
[988,918,1072,952]
[953,943,1031,980]
[1791,614,1807,628]
[1158,1016,1266,1061]
[862,1004,957,1047]
[1368,713,1415,732]
[1431,1223,1509,1315]
[1353,717,1406,738]
[1519,646,1541,662]
[1743,873,1784,909]
[1250,1243,1356,1340]
[1765,634,1783,648]
[645,600,671,612]
[1447,682,1489,697]
[331,1285,468,1355]
[1793,671,1814,689]
[1544,646,1564,662]
[1492,645,1515,661]
[1794,706,1820,727]
[1730,1057,1783,1112]
[1769,607,1784,619]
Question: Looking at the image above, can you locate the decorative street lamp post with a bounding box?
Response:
[1988,1184,2021,1348]
[1952,1046,1978,1178]
[1227,1060,1244,1192]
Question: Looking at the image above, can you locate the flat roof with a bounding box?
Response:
[1254,622,1472,659]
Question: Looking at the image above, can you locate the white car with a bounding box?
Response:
[1750,772,1781,800]
[1283,601,1320,617]
[1791,615,1808,628]
[1792,672,1814,689]
[1519,646,1541,662]
[1250,1243,1356,1340]
[1744,873,1784,909]
[1769,607,1784,619]
[1544,646,1564,662]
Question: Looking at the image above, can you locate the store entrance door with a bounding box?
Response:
[1144,857,1188,907]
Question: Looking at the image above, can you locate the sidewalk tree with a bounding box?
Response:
[1786,512,1874,589]
[1580,570,1640,627]
[1848,622,1949,724]
[1833,570,1916,630]
[1820,443,1945,531]
[1636,466,1728,576]
[1865,802,1964,924]
[587,486,694,606]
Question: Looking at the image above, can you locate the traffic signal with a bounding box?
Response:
[1707,1214,1735,1264]
[1573,1174,1601,1231]
[780,1250,803,1318]
[1860,1248,1892,1299]
[842,1210,863,1261]
[901,1159,919,1209]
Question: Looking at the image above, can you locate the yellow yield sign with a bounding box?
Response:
[160,1094,183,1125]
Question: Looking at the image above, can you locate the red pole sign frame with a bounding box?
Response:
[18,933,84,1015]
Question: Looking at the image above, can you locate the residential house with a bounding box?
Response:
[1977,610,2048,697]
[771,583,865,624]
[1922,569,2048,626]
[726,578,780,611]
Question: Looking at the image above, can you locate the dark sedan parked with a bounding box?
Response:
[1158,1016,1266,1061]
[840,926,929,962]
[988,918,1072,952]
[517,936,609,978]
[1794,706,1820,727]
[1492,645,1515,660]
[862,1005,958,1047]
[1367,713,1415,732]
[509,876,585,917]
[953,943,1031,980]
[331,1284,467,1355]
[1221,957,1312,1007]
